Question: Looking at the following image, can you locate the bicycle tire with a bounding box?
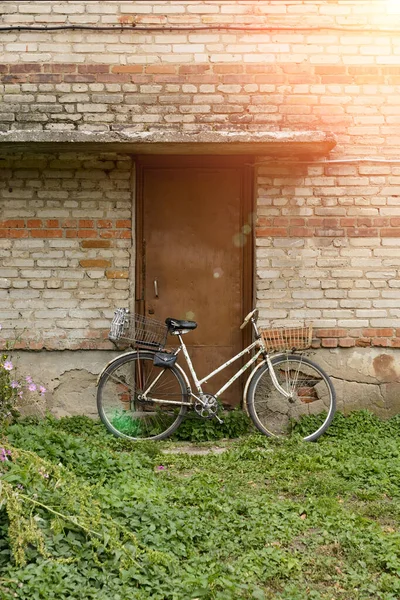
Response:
[97,351,188,441]
[247,354,336,442]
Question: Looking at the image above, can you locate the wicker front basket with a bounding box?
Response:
[260,324,313,352]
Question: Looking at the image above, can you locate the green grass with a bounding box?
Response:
[1,410,400,599]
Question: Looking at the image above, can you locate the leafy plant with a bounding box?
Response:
[0,329,47,431]
[172,408,253,441]
[1,411,400,599]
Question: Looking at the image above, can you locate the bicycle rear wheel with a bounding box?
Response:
[97,351,188,441]
[247,354,336,441]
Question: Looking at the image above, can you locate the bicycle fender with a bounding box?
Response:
[242,360,267,414]
[242,352,297,411]
[96,350,192,394]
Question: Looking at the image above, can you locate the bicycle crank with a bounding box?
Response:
[194,394,223,423]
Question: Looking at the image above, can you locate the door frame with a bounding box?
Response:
[135,154,255,350]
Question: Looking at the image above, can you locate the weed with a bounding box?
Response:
[1,411,400,599]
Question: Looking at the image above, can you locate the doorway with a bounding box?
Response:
[136,155,253,406]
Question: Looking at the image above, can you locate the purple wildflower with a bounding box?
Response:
[156,465,166,471]
[3,361,13,371]
[0,448,11,462]
[26,376,33,384]
[39,386,46,396]
[11,380,19,389]
[28,383,37,392]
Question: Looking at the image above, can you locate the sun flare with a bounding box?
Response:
[387,0,400,14]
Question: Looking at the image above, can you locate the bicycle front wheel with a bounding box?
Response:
[97,351,188,441]
[247,354,336,442]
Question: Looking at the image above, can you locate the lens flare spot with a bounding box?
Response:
[233,233,247,248]
[242,224,252,235]
[213,267,224,279]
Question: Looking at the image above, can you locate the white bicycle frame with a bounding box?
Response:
[140,312,293,407]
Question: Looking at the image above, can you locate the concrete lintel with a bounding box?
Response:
[0,129,336,157]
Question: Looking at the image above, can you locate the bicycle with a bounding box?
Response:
[96,309,336,442]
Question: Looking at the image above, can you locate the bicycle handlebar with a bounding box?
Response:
[240,308,259,330]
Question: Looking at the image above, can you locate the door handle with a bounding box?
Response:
[154,279,159,298]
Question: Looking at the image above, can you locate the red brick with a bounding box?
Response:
[78,65,110,74]
[256,227,287,237]
[1,74,26,84]
[145,65,177,74]
[31,230,62,238]
[371,338,390,347]
[339,338,356,348]
[116,220,131,228]
[179,65,211,75]
[81,240,111,248]
[47,63,77,74]
[319,76,353,84]
[46,219,59,228]
[381,229,400,237]
[30,74,62,83]
[321,339,338,348]
[64,74,95,83]
[27,219,42,228]
[77,230,97,238]
[79,259,111,268]
[79,220,94,228]
[289,227,313,237]
[363,328,393,337]
[357,218,373,227]
[62,219,77,228]
[97,74,130,83]
[3,230,28,239]
[10,63,41,73]
[356,339,372,347]
[214,65,244,74]
[274,217,305,226]
[316,329,347,338]
[97,220,112,229]
[0,219,24,228]
[372,218,389,227]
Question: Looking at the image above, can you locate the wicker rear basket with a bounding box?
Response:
[260,324,313,352]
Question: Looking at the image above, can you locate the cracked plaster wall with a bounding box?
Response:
[11,347,400,420]
[14,350,118,418]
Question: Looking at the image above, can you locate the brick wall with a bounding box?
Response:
[255,160,400,349]
[1,1,400,350]
[0,152,132,349]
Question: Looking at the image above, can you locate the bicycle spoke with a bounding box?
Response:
[97,352,187,441]
[247,355,336,441]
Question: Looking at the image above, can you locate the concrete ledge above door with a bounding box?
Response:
[0,129,336,157]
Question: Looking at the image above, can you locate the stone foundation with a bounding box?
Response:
[10,347,400,420]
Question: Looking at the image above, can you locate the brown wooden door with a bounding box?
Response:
[136,156,253,406]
